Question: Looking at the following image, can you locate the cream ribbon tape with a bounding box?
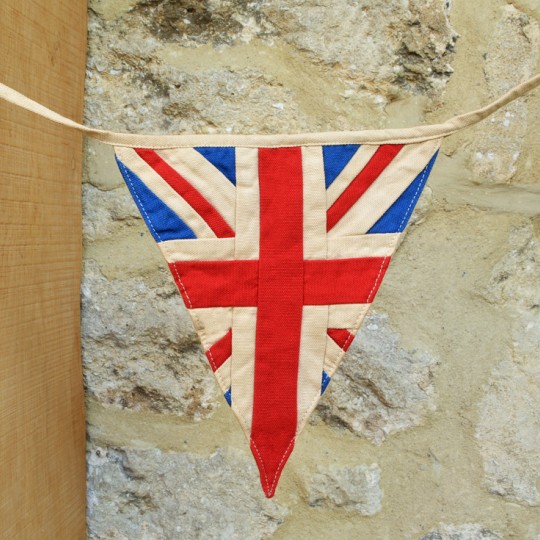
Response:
[0,74,539,148]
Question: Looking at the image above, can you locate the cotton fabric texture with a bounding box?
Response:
[1,74,538,497]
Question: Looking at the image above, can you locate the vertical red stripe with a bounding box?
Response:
[251,147,304,498]
[135,148,235,238]
[326,144,404,231]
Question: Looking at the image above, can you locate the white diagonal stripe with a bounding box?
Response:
[215,358,231,394]
[116,147,216,238]
[188,307,232,349]
[326,145,379,208]
[158,147,236,231]
[328,139,440,237]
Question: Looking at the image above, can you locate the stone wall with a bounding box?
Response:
[82,1,540,538]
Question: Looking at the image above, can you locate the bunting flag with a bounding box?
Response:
[114,139,440,497]
[1,73,538,498]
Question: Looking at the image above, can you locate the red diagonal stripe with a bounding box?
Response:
[304,257,390,305]
[251,147,304,498]
[135,148,235,238]
[327,328,355,351]
[326,144,404,231]
[205,329,232,372]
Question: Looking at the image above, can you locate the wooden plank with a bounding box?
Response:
[0,1,87,539]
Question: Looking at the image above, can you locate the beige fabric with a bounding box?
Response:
[1,74,538,147]
[327,233,401,259]
[231,307,257,436]
[188,307,232,349]
[188,307,232,394]
[328,303,370,330]
[328,138,442,237]
[323,303,372,376]
[323,335,346,376]
[301,146,328,259]
[215,358,232,394]
[296,306,328,434]
[157,148,236,231]
[234,147,260,260]
[160,238,235,261]
[116,147,216,238]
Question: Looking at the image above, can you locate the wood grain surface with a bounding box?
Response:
[0,2,87,538]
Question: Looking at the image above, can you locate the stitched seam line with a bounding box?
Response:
[119,156,231,396]
[119,159,162,242]
[398,159,431,232]
[205,347,218,372]
[340,329,356,352]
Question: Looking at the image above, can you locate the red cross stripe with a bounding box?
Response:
[167,147,391,497]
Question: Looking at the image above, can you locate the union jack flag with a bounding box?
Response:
[115,139,440,497]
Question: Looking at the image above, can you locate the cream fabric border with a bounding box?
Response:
[326,233,401,259]
[328,304,370,330]
[188,307,232,349]
[231,306,257,436]
[301,146,328,259]
[323,335,347,376]
[1,74,538,147]
[296,306,328,435]
[234,147,260,260]
[160,238,235,262]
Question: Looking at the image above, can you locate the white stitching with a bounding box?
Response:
[366,256,388,304]
[118,159,162,242]
[250,438,272,495]
[397,157,432,232]
[169,262,193,309]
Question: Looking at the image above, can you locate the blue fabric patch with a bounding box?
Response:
[224,387,232,406]
[115,156,197,242]
[321,371,331,395]
[195,147,237,186]
[368,151,439,234]
[322,144,360,188]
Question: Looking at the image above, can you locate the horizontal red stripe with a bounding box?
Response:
[326,144,404,231]
[168,257,390,308]
[168,260,258,308]
[135,148,235,238]
[327,328,355,351]
[304,257,390,305]
[205,328,232,372]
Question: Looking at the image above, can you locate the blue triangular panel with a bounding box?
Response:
[322,144,360,188]
[321,371,331,395]
[224,387,232,406]
[195,147,237,186]
[116,156,197,242]
[368,151,439,234]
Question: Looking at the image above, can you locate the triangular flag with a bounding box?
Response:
[114,138,441,497]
